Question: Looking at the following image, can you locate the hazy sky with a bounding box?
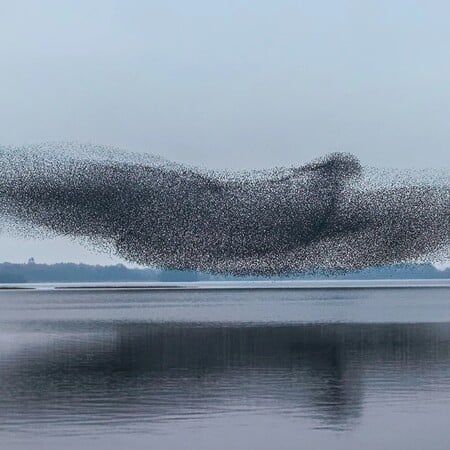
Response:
[1,0,449,264]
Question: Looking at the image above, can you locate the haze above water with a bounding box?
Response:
[0,287,449,450]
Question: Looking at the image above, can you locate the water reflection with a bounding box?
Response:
[1,321,449,435]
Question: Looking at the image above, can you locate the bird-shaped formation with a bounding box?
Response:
[0,143,448,275]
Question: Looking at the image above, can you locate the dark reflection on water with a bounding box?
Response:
[0,288,449,449]
[1,322,450,430]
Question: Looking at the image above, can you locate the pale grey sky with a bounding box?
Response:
[0,0,449,264]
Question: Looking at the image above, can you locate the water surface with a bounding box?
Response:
[0,286,449,449]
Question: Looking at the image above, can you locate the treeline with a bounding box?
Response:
[0,262,199,283]
[0,261,448,283]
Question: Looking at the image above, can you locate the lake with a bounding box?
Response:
[0,284,449,449]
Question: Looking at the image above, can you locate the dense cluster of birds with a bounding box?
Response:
[0,143,448,275]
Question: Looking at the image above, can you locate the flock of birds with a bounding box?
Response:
[0,143,448,275]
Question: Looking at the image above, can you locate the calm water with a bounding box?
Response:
[0,286,449,449]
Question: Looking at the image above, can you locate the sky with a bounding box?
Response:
[0,0,449,265]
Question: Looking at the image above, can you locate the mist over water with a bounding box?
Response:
[0,287,449,450]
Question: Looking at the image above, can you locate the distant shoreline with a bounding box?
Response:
[0,261,449,285]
